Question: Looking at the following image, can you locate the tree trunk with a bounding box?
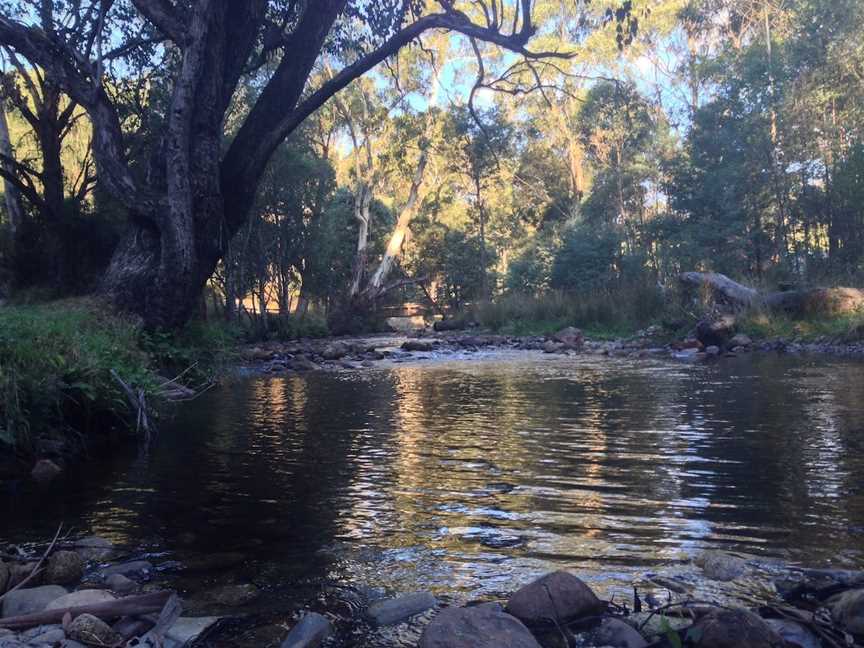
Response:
[365,147,429,298]
[0,103,24,235]
[349,183,373,297]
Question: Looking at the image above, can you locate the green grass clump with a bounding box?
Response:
[0,299,156,449]
[739,309,864,342]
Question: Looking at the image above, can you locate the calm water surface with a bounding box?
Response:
[3,351,864,645]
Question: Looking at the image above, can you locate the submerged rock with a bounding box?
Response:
[73,537,113,561]
[695,551,747,581]
[505,571,604,625]
[690,609,784,648]
[419,605,541,648]
[365,591,437,626]
[829,588,864,635]
[280,612,333,648]
[102,560,153,578]
[1,585,67,617]
[46,550,84,585]
[46,589,116,610]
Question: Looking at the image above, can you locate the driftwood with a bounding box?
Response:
[0,591,172,630]
[679,272,864,317]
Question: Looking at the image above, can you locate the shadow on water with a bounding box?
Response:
[2,352,864,645]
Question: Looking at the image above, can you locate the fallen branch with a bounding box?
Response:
[0,591,173,630]
[0,524,62,600]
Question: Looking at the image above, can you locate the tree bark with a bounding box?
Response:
[0,102,24,235]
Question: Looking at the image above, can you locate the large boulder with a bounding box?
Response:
[46,551,84,585]
[829,588,864,635]
[689,609,785,648]
[695,315,736,349]
[46,590,116,610]
[505,571,604,626]
[419,604,542,648]
[1,585,67,617]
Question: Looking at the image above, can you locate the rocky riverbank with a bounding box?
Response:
[1,535,862,647]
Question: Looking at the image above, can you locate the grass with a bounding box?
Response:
[738,308,864,343]
[469,282,670,339]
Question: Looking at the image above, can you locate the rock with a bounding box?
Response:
[67,614,120,646]
[365,591,437,626]
[705,345,721,356]
[321,343,348,360]
[542,341,565,354]
[46,589,116,610]
[203,583,260,607]
[59,642,87,648]
[402,340,434,352]
[104,573,136,593]
[31,459,62,484]
[73,537,114,561]
[162,617,221,648]
[101,560,153,577]
[689,609,784,648]
[829,588,864,635]
[289,358,319,372]
[1,585,67,617]
[280,612,334,648]
[505,571,604,625]
[695,551,747,581]
[696,315,736,349]
[590,618,648,648]
[46,551,84,585]
[0,561,9,593]
[553,327,584,349]
[7,562,42,588]
[419,605,542,648]
[387,316,427,332]
[764,619,821,648]
[23,627,65,645]
[729,333,752,347]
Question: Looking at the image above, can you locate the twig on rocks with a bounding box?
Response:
[0,524,62,602]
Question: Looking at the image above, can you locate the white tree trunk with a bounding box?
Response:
[366,147,430,297]
[349,183,373,297]
[0,102,24,234]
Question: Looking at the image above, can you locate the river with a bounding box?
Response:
[3,350,864,645]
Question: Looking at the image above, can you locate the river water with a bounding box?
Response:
[3,350,864,645]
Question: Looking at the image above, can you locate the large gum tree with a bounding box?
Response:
[0,0,575,328]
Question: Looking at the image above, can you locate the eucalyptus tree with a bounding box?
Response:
[0,0,593,328]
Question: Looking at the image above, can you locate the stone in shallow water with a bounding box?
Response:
[505,571,604,625]
[419,605,541,648]
[73,537,113,561]
[67,613,121,646]
[162,617,222,648]
[105,573,136,593]
[695,551,747,582]
[101,560,153,578]
[45,551,84,585]
[589,618,648,648]
[280,612,333,648]
[24,626,66,645]
[1,585,68,617]
[365,591,437,626]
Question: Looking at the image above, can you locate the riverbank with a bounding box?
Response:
[0,533,861,647]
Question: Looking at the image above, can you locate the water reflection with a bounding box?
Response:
[3,353,864,623]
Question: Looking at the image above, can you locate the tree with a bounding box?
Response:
[0,0,576,328]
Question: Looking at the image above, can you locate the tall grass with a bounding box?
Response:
[471,281,669,338]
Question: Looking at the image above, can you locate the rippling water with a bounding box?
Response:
[3,351,864,645]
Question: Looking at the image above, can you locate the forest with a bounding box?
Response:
[0,0,861,338]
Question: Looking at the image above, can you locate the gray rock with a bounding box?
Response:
[542,341,565,354]
[24,627,65,645]
[705,345,721,355]
[67,614,120,646]
[1,585,68,617]
[402,340,434,352]
[280,612,333,648]
[590,618,648,648]
[695,551,747,581]
[162,617,221,648]
[365,591,437,626]
[729,333,753,347]
[553,327,584,349]
[104,573,136,593]
[419,605,541,648]
[505,571,603,625]
[829,588,864,635]
[46,589,116,610]
[321,343,348,360]
[696,315,737,348]
[690,609,784,648]
[765,619,821,648]
[46,551,84,585]
[290,358,319,372]
[31,459,62,484]
[101,560,153,577]
[73,537,113,561]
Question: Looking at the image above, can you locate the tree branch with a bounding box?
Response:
[130,0,186,44]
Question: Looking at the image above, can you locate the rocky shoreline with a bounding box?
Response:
[1,536,862,647]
